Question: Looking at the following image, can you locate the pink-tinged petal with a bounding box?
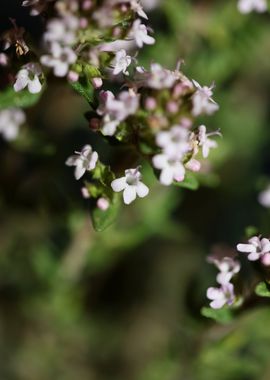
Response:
[152,154,167,169]
[261,253,270,266]
[206,287,221,300]
[247,251,260,261]
[65,155,79,166]
[173,164,185,182]
[14,72,29,92]
[248,236,260,246]
[28,76,42,94]
[217,272,232,285]
[40,55,55,67]
[210,298,226,309]
[123,185,136,205]
[160,168,174,186]
[111,177,126,192]
[74,161,86,180]
[3,123,18,141]
[143,35,155,45]
[88,151,98,170]
[236,243,256,253]
[54,62,69,77]
[261,238,270,253]
[136,182,149,198]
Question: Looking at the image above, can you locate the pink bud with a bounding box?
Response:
[92,77,103,89]
[262,253,270,266]
[68,70,79,82]
[0,53,8,66]
[166,101,178,114]
[113,27,122,38]
[185,158,201,172]
[145,97,157,111]
[180,117,192,129]
[79,18,88,28]
[82,0,92,10]
[97,197,109,211]
[81,187,90,199]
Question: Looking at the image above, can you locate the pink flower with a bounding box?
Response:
[207,283,235,309]
[237,236,270,261]
[192,80,219,116]
[66,145,98,180]
[130,19,155,48]
[14,62,42,94]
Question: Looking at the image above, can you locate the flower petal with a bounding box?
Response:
[28,76,42,94]
[136,182,149,198]
[123,185,137,205]
[111,177,126,192]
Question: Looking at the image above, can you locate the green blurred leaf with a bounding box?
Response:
[255,282,270,298]
[173,172,199,190]
[70,76,94,103]
[0,86,43,110]
[91,195,120,232]
[201,306,233,324]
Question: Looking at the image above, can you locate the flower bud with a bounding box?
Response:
[68,70,79,82]
[91,77,103,89]
[97,197,109,211]
[145,97,157,110]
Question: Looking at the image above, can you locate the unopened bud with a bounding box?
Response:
[97,197,109,211]
[91,77,103,89]
[68,70,79,82]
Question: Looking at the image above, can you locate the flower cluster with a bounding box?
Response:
[206,254,240,309]
[206,234,270,310]
[0,0,221,226]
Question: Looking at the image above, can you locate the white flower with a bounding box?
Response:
[0,108,25,141]
[14,62,42,94]
[65,145,98,180]
[44,16,78,45]
[258,186,270,208]
[156,125,190,156]
[198,125,219,158]
[208,256,241,285]
[152,153,185,186]
[237,236,270,261]
[207,283,235,309]
[237,0,267,13]
[147,63,177,89]
[130,0,148,19]
[41,42,77,77]
[130,19,155,48]
[111,167,149,205]
[97,90,139,136]
[192,80,219,116]
[112,49,132,75]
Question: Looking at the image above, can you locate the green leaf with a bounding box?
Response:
[201,306,233,324]
[255,282,270,298]
[91,195,120,232]
[0,86,43,110]
[70,77,94,103]
[173,172,199,190]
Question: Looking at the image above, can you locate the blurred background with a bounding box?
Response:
[1,1,270,379]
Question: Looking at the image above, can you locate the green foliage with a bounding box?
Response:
[0,86,43,109]
[91,194,120,232]
[201,306,233,324]
[173,172,199,190]
[255,282,270,298]
[69,70,95,103]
